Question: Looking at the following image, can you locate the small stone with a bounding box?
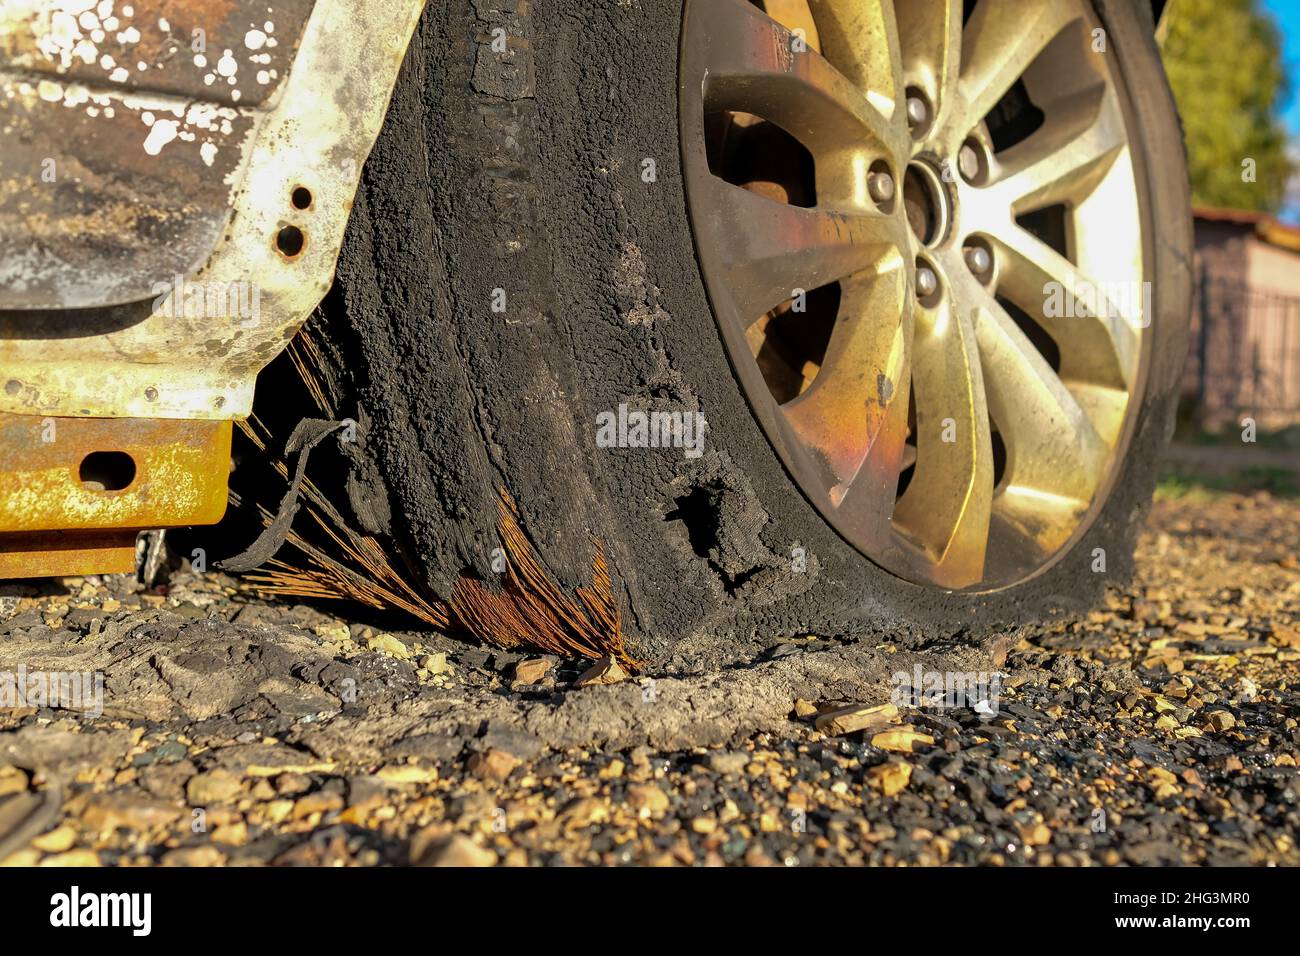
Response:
[816,702,899,736]
[1153,782,1180,801]
[793,699,818,718]
[38,850,100,867]
[573,656,629,687]
[82,796,183,833]
[706,751,750,775]
[1147,766,1179,787]
[31,826,77,853]
[312,622,351,642]
[627,784,670,817]
[513,657,553,685]
[292,791,344,821]
[366,633,412,659]
[422,652,452,675]
[744,844,773,866]
[263,800,294,824]
[414,833,496,867]
[558,796,609,829]
[160,846,226,867]
[275,772,313,796]
[1019,823,1052,846]
[0,765,28,797]
[1271,627,1299,649]
[1207,710,1236,732]
[866,761,913,796]
[468,749,520,783]
[211,822,249,846]
[186,769,244,805]
[870,725,934,753]
[376,764,440,785]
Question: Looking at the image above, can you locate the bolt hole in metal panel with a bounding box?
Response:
[79,451,137,492]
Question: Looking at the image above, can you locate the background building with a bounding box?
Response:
[1186,207,1300,428]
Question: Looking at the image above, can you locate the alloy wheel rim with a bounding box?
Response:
[680,0,1149,590]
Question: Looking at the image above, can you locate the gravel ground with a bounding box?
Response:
[0,488,1296,867]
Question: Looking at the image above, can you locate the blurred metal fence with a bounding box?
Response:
[1187,272,1300,425]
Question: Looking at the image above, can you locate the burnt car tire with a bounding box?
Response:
[306,0,1191,668]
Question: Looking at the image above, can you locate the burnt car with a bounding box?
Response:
[0,0,1190,665]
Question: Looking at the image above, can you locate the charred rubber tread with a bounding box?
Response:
[325,0,1191,669]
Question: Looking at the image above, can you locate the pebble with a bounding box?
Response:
[706,751,750,775]
[815,702,899,736]
[0,766,27,797]
[558,797,609,829]
[866,762,913,796]
[38,850,100,867]
[468,749,520,783]
[573,656,629,687]
[513,657,553,685]
[627,784,670,817]
[186,770,245,805]
[414,833,495,867]
[160,846,226,867]
[1207,710,1236,732]
[871,726,935,753]
[367,633,412,659]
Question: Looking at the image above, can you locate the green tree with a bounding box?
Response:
[1160,0,1293,213]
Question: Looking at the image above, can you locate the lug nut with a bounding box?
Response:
[958,142,982,182]
[867,169,895,205]
[906,95,929,131]
[965,244,992,276]
[916,265,938,299]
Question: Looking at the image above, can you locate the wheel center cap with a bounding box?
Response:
[903,160,951,248]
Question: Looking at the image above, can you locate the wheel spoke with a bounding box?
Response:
[693,0,907,163]
[893,0,963,129]
[958,0,1080,125]
[808,0,905,122]
[892,288,994,588]
[956,271,1109,552]
[781,254,910,502]
[984,87,1126,213]
[704,178,901,324]
[764,0,822,52]
[991,224,1140,389]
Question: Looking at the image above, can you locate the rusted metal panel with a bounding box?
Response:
[0,413,230,578]
[0,0,425,421]
[0,413,230,531]
[0,530,137,577]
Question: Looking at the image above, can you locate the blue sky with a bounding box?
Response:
[1259,0,1300,220]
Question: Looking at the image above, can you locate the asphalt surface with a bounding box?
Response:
[0,487,1296,867]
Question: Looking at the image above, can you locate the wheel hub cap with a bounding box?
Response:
[903,160,950,247]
